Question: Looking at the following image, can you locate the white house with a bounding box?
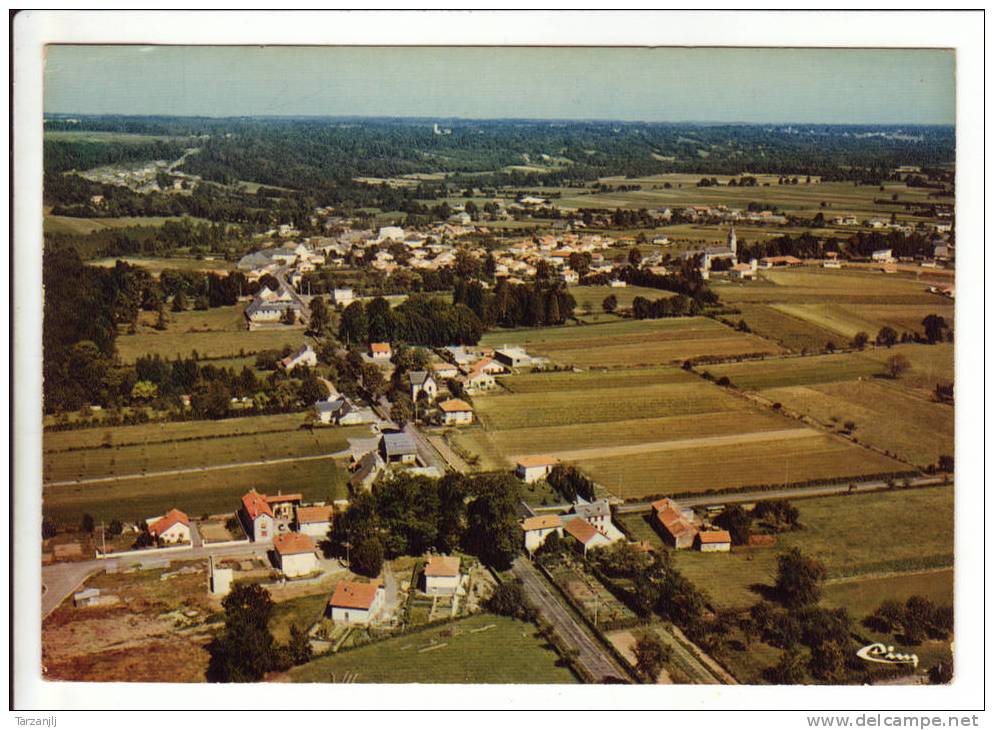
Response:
[696,530,732,553]
[280,344,318,372]
[295,505,334,539]
[494,347,532,369]
[521,515,563,553]
[273,532,318,577]
[871,249,895,262]
[432,362,459,380]
[146,509,191,544]
[408,371,438,401]
[438,398,473,425]
[369,342,392,360]
[423,555,461,595]
[332,288,355,307]
[328,580,385,624]
[515,455,559,483]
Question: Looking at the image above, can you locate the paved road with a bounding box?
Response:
[614,476,947,514]
[511,557,628,684]
[41,542,271,619]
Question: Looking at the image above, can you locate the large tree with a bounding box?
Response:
[774,548,827,609]
[207,584,280,682]
[633,631,671,683]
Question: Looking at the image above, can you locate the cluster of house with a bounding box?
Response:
[244,281,308,329]
[520,498,627,556]
[651,498,731,552]
[325,553,463,626]
[237,489,335,577]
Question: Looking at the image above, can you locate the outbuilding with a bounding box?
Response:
[328,580,385,624]
[515,455,559,483]
[273,532,318,577]
[423,555,462,595]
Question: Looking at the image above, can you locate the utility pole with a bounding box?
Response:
[99,520,106,555]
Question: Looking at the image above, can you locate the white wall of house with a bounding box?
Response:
[425,574,461,596]
[299,522,329,539]
[524,526,562,553]
[157,523,191,544]
[250,514,275,542]
[517,464,552,483]
[277,551,318,577]
[330,592,384,625]
[699,541,730,553]
[443,410,473,425]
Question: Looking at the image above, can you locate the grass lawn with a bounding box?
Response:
[43,457,350,526]
[115,305,308,363]
[287,613,578,684]
[671,486,954,610]
[270,593,332,643]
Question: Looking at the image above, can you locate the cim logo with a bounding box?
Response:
[856,642,919,669]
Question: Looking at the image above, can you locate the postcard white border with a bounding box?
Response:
[10,8,986,718]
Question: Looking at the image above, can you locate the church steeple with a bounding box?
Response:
[727,225,737,256]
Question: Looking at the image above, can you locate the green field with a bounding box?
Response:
[89,256,234,275]
[705,352,886,391]
[115,305,308,363]
[287,613,578,684]
[734,304,845,353]
[43,456,350,526]
[568,284,676,312]
[671,486,954,610]
[480,317,783,368]
[270,593,332,643]
[43,422,368,483]
[44,214,214,237]
[713,268,948,306]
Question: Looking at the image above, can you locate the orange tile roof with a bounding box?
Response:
[242,490,273,520]
[564,518,600,545]
[265,493,302,504]
[148,508,189,537]
[516,455,559,469]
[698,530,732,545]
[296,505,334,525]
[521,515,562,531]
[370,342,391,354]
[424,555,461,577]
[273,532,316,555]
[439,399,473,413]
[329,580,382,610]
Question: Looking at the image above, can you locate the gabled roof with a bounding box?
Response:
[516,455,559,469]
[273,532,315,556]
[698,530,732,545]
[521,515,562,531]
[408,370,432,386]
[296,505,334,525]
[564,517,601,545]
[370,342,391,354]
[148,509,189,536]
[329,580,382,610]
[438,399,473,413]
[265,493,302,505]
[572,500,611,520]
[424,555,461,578]
[242,490,273,520]
[382,432,418,457]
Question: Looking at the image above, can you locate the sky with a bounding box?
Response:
[44,46,955,125]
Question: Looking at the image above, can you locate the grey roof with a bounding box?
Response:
[572,500,611,521]
[315,397,346,414]
[350,451,384,488]
[382,432,418,457]
[408,370,431,386]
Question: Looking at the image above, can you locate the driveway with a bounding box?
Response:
[511,557,628,683]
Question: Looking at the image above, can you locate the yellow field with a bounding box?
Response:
[576,433,904,500]
[713,268,946,306]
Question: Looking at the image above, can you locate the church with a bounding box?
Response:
[683,225,739,272]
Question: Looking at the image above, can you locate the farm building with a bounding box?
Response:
[422,555,461,596]
[280,344,318,372]
[369,342,392,360]
[731,260,758,279]
[331,288,354,306]
[350,451,385,492]
[871,249,895,262]
[408,371,438,401]
[563,518,612,556]
[438,399,474,425]
[759,255,802,268]
[494,347,533,369]
[316,397,376,426]
[208,557,233,597]
[521,515,563,553]
[696,530,732,553]
[515,455,559,483]
[296,505,334,538]
[432,362,459,380]
[146,508,191,544]
[273,532,318,578]
[460,367,497,394]
[651,498,699,550]
[244,284,305,327]
[381,432,418,464]
[328,580,385,625]
[569,499,612,531]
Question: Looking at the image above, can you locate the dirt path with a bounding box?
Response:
[510,427,817,463]
[43,449,353,488]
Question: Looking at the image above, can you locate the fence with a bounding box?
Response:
[97,543,194,560]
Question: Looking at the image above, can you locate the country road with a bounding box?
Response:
[614,475,948,514]
[511,557,628,683]
[43,449,352,488]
